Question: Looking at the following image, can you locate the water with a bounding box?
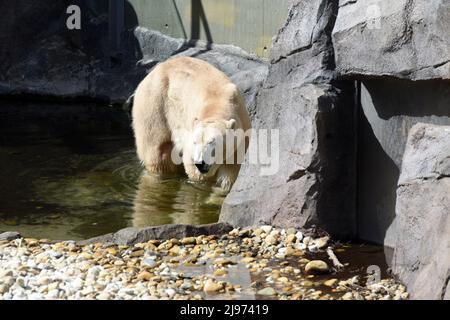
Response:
[0,131,222,240]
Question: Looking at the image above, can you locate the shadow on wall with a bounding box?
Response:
[122,0,143,64]
[171,0,214,56]
[124,0,139,29]
[357,105,399,246]
[357,79,450,248]
[190,0,213,45]
[125,0,214,56]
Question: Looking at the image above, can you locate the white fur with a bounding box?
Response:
[132,56,252,191]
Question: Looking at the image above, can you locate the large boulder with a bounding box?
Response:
[393,123,450,300]
[78,222,233,246]
[333,0,450,80]
[220,0,356,238]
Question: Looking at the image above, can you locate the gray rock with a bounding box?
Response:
[220,0,356,238]
[78,222,233,246]
[257,287,277,296]
[333,0,450,80]
[356,79,450,247]
[0,231,21,241]
[393,123,450,300]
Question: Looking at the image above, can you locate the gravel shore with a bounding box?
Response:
[0,227,408,300]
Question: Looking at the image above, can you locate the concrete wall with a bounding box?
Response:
[357,79,450,247]
[124,0,290,57]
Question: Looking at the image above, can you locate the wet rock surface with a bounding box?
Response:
[393,123,450,300]
[0,232,21,241]
[0,226,407,300]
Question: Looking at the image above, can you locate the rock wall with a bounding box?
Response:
[331,0,450,299]
[220,0,357,238]
[356,80,450,247]
[393,123,450,300]
[0,1,267,105]
[222,0,450,299]
[333,0,450,80]
[332,0,450,246]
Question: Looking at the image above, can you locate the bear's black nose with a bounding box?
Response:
[195,161,210,174]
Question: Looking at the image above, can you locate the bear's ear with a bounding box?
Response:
[226,119,236,129]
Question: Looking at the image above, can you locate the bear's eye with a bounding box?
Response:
[211,148,215,157]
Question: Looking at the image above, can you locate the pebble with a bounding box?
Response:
[181,237,196,245]
[257,287,276,296]
[312,236,329,249]
[47,289,60,299]
[241,257,255,264]
[286,228,297,235]
[168,245,180,256]
[260,226,272,234]
[285,234,296,244]
[305,260,329,274]
[142,258,157,268]
[295,231,303,241]
[264,235,277,245]
[180,281,192,290]
[213,269,228,277]
[341,292,353,300]
[29,292,44,300]
[97,292,111,300]
[165,288,176,297]
[203,279,224,293]
[324,278,338,287]
[275,253,286,259]
[71,278,83,291]
[130,250,144,257]
[137,271,152,281]
[0,226,408,301]
[0,284,9,294]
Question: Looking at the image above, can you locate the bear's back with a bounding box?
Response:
[160,57,232,101]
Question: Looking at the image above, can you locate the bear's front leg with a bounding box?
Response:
[143,141,183,175]
[183,162,203,182]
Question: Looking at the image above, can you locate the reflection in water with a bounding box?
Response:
[0,133,221,240]
[133,173,223,227]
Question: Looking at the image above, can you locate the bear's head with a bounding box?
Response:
[191,118,236,177]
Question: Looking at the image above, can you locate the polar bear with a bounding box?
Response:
[131,57,251,192]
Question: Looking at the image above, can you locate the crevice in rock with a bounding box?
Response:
[398,173,450,186]
[440,270,450,300]
[401,59,450,77]
[287,168,308,182]
[339,0,358,8]
[271,44,313,64]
